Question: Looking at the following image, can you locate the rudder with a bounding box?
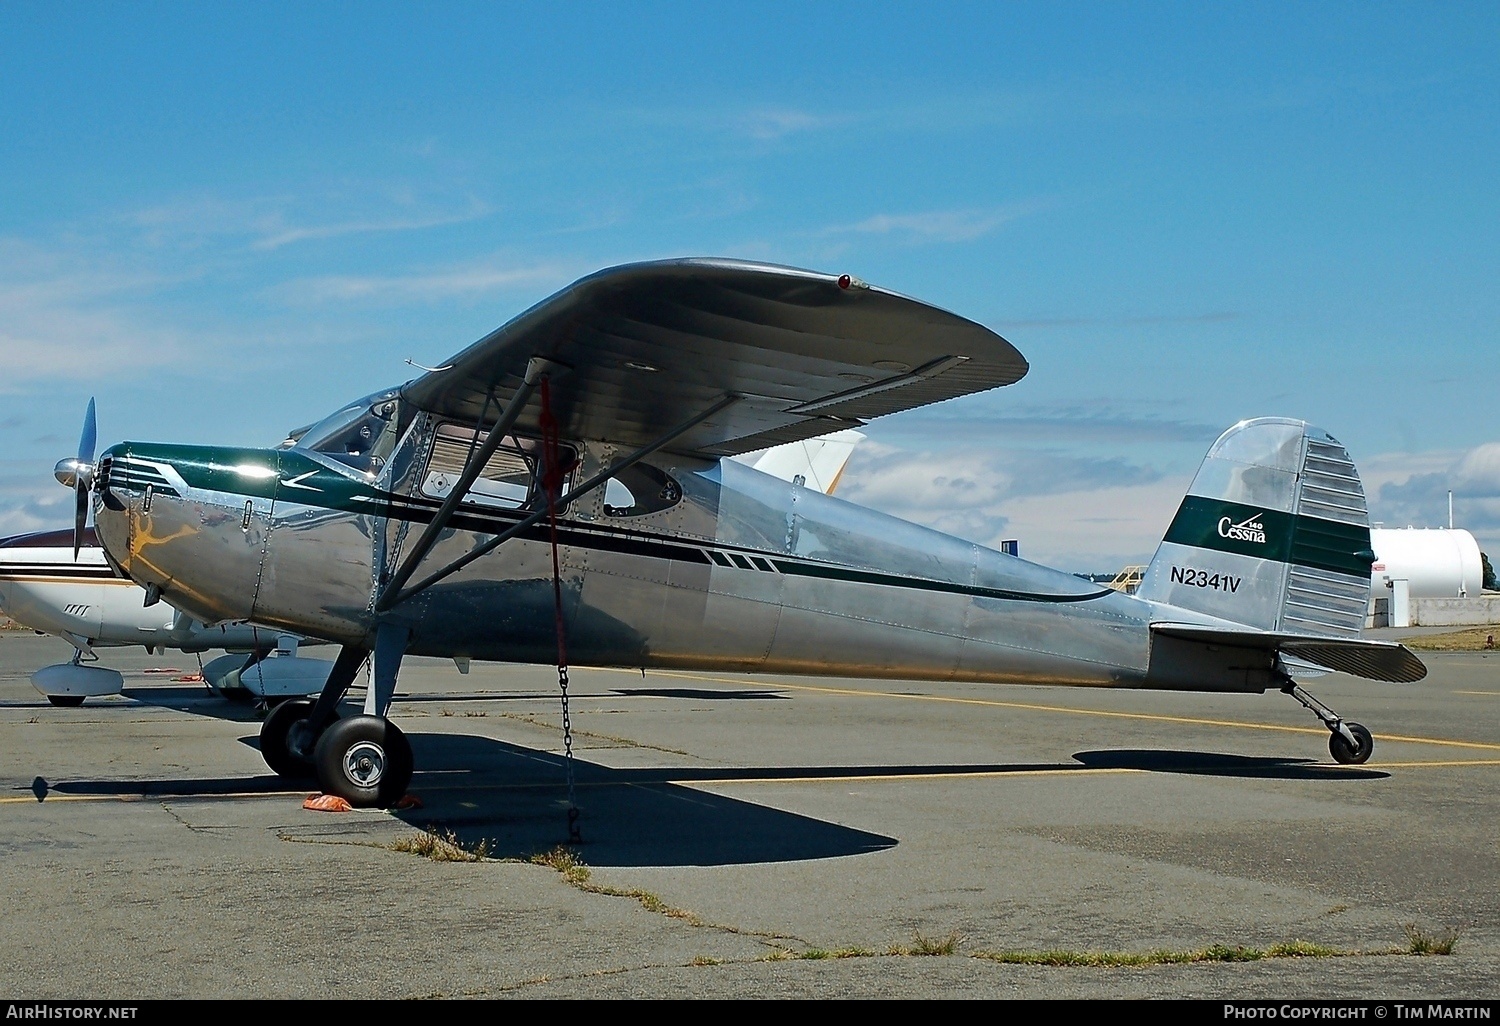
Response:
[1137,418,1375,636]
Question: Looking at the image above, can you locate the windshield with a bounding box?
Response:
[295,387,404,473]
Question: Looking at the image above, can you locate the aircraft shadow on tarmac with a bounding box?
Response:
[607,687,790,701]
[1073,749,1389,780]
[119,686,263,721]
[390,733,900,866]
[25,736,1385,867]
[32,732,898,868]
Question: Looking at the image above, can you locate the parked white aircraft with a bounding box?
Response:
[0,527,332,705]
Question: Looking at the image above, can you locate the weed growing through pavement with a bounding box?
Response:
[888,930,962,956]
[1404,924,1459,955]
[974,941,1346,967]
[528,846,699,921]
[388,828,492,862]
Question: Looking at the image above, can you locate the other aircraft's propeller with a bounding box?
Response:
[52,398,97,561]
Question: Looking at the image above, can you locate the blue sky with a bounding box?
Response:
[1,3,1496,571]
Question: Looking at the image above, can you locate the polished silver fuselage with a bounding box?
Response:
[92,413,1186,691]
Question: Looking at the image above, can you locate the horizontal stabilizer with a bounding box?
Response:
[1151,623,1427,683]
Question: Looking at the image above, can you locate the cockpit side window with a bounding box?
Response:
[420,421,576,511]
[295,389,403,474]
[603,463,682,518]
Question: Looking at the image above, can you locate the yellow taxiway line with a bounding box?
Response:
[602,667,1500,754]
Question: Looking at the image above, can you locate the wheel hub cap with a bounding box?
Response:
[286,721,315,760]
[344,741,386,787]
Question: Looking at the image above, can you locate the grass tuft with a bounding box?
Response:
[888,930,963,956]
[974,940,1351,968]
[1267,940,1338,958]
[529,845,591,884]
[529,846,699,921]
[689,956,722,966]
[388,828,491,862]
[1403,627,1500,651]
[1404,924,1459,955]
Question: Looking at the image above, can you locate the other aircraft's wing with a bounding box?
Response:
[400,259,1026,458]
[1151,622,1427,683]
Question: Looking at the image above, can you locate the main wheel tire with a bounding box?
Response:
[47,695,86,707]
[260,698,327,778]
[313,716,413,808]
[1329,722,1374,765]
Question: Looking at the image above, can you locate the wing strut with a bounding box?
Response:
[377,390,741,610]
[378,356,557,610]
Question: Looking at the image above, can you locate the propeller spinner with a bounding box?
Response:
[52,398,97,560]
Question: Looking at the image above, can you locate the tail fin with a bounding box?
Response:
[751,429,864,495]
[1137,418,1375,637]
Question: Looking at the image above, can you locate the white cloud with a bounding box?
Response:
[739,108,827,140]
[124,193,492,252]
[0,243,198,386]
[1363,443,1500,558]
[251,206,492,251]
[271,260,573,304]
[1455,443,1500,492]
[822,201,1049,245]
[837,439,1179,570]
[0,463,72,537]
[841,442,1012,512]
[984,478,1189,570]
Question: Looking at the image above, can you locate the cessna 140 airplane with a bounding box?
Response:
[55,258,1425,807]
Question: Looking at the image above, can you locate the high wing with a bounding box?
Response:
[1151,622,1427,683]
[400,258,1027,458]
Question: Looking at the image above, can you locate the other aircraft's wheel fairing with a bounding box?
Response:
[260,698,323,778]
[1329,722,1374,765]
[313,716,413,808]
[47,695,86,707]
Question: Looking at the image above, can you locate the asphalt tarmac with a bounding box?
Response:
[0,631,1496,1000]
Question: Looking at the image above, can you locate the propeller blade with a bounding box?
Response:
[78,397,97,465]
[72,397,96,561]
[74,479,89,560]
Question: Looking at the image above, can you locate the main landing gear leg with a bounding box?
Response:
[312,624,413,808]
[1281,680,1374,765]
[259,644,366,778]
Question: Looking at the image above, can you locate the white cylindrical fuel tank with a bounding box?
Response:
[32,663,124,703]
[1369,528,1485,598]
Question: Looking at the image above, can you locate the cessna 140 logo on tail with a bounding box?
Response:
[1218,513,1267,545]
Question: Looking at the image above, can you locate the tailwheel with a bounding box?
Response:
[1282,681,1375,766]
[260,698,336,778]
[313,715,413,808]
[1328,722,1374,765]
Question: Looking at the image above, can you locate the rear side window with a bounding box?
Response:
[603,464,682,518]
